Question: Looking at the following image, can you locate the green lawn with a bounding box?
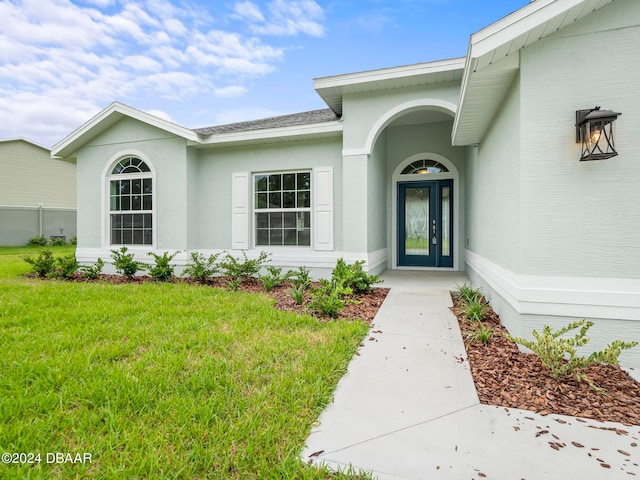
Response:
[0,248,371,479]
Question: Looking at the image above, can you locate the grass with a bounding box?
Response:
[0,248,372,479]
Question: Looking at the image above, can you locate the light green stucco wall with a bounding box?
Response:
[465,76,521,273]
[367,131,387,253]
[516,0,640,278]
[76,117,189,250]
[341,83,461,152]
[195,137,343,250]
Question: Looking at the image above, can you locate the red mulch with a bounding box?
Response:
[451,298,640,426]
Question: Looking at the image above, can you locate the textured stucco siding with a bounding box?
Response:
[0,140,76,209]
[367,131,387,254]
[76,117,188,250]
[465,76,521,273]
[195,137,343,250]
[518,0,640,278]
[342,83,461,152]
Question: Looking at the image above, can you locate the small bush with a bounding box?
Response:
[49,237,67,247]
[27,236,49,246]
[80,259,105,280]
[309,283,345,318]
[287,266,311,290]
[182,252,220,283]
[147,251,179,281]
[23,250,56,277]
[110,246,144,279]
[259,266,286,292]
[331,258,382,294]
[507,319,638,392]
[53,254,79,279]
[69,235,78,246]
[220,251,270,290]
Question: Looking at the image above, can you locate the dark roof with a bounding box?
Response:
[193,109,339,136]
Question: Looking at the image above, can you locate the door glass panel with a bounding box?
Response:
[405,187,429,256]
[441,186,450,257]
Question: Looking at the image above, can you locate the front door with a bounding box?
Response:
[398,180,453,267]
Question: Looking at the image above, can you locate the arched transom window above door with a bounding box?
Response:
[401,159,449,175]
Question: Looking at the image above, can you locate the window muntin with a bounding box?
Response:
[109,157,153,245]
[255,172,311,246]
[401,159,449,175]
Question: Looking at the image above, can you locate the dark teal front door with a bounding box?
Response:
[398,180,453,267]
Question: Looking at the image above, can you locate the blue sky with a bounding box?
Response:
[0,0,529,147]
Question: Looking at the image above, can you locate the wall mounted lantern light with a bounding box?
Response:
[575,106,621,161]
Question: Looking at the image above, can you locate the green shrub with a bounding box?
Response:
[26,235,49,246]
[507,320,638,392]
[49,236,67,247]
[147,251,178,281]
[464,322,493,346]
[259,266,287,292]
[219,251,270,290]
[182,252,220,283]
[110,246,144,279]
[287,266,311,290]
[80,259,105,280]
[331,258,382,294]
[309,283,345,318]
[23,250,56,277]
[53,254,79,279]
[69,235,77,246]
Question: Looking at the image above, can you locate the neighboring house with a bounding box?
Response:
[0,138,76,246]
[52,0,640,368]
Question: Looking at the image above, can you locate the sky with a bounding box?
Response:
[0,0,531,148]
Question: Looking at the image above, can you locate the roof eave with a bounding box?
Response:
[51,102,199,159]
[197,121,343,148]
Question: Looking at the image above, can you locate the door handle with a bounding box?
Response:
[432,219,437,245]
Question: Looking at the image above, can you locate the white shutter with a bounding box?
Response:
[231,172,249,250]
[313,167,334,251]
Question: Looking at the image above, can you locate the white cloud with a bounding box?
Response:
[233,1,265,22]
[249,0,325,37]
[0,0,327,146]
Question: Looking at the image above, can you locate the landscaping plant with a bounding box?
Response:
[181,251,220,283]
[506,319,638,392]
[287,265,311,290]
[309,280,346,318]
[453,282,482,306]
[259,265,287,292]
[22,249,56,277]
[290,284,307,305]
[331,258,382,294]
[110,246,144,279]
[26,235,49,246]
[219,250,270,290]
[464,298,488,323]
[464,322,493,346]
[147,251,179,281]
[53,253,79,279]
[80,258,105,280]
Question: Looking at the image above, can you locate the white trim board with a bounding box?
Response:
[465,250,640,321]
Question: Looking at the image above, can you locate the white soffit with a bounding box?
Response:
[452,0,615,146]
[51,102,199,159]
[314,58,465,116]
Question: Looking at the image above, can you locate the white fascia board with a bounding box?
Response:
[198,121,343,147]
[51,101,200,159]
[470,0,587,58]
[314,58,466,91]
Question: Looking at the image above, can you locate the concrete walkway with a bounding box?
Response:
[301,270,640,480]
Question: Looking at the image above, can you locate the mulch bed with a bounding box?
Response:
[451,297,640,426]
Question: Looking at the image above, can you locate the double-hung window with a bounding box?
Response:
[109,156,153,245]
[255,171,311,246]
